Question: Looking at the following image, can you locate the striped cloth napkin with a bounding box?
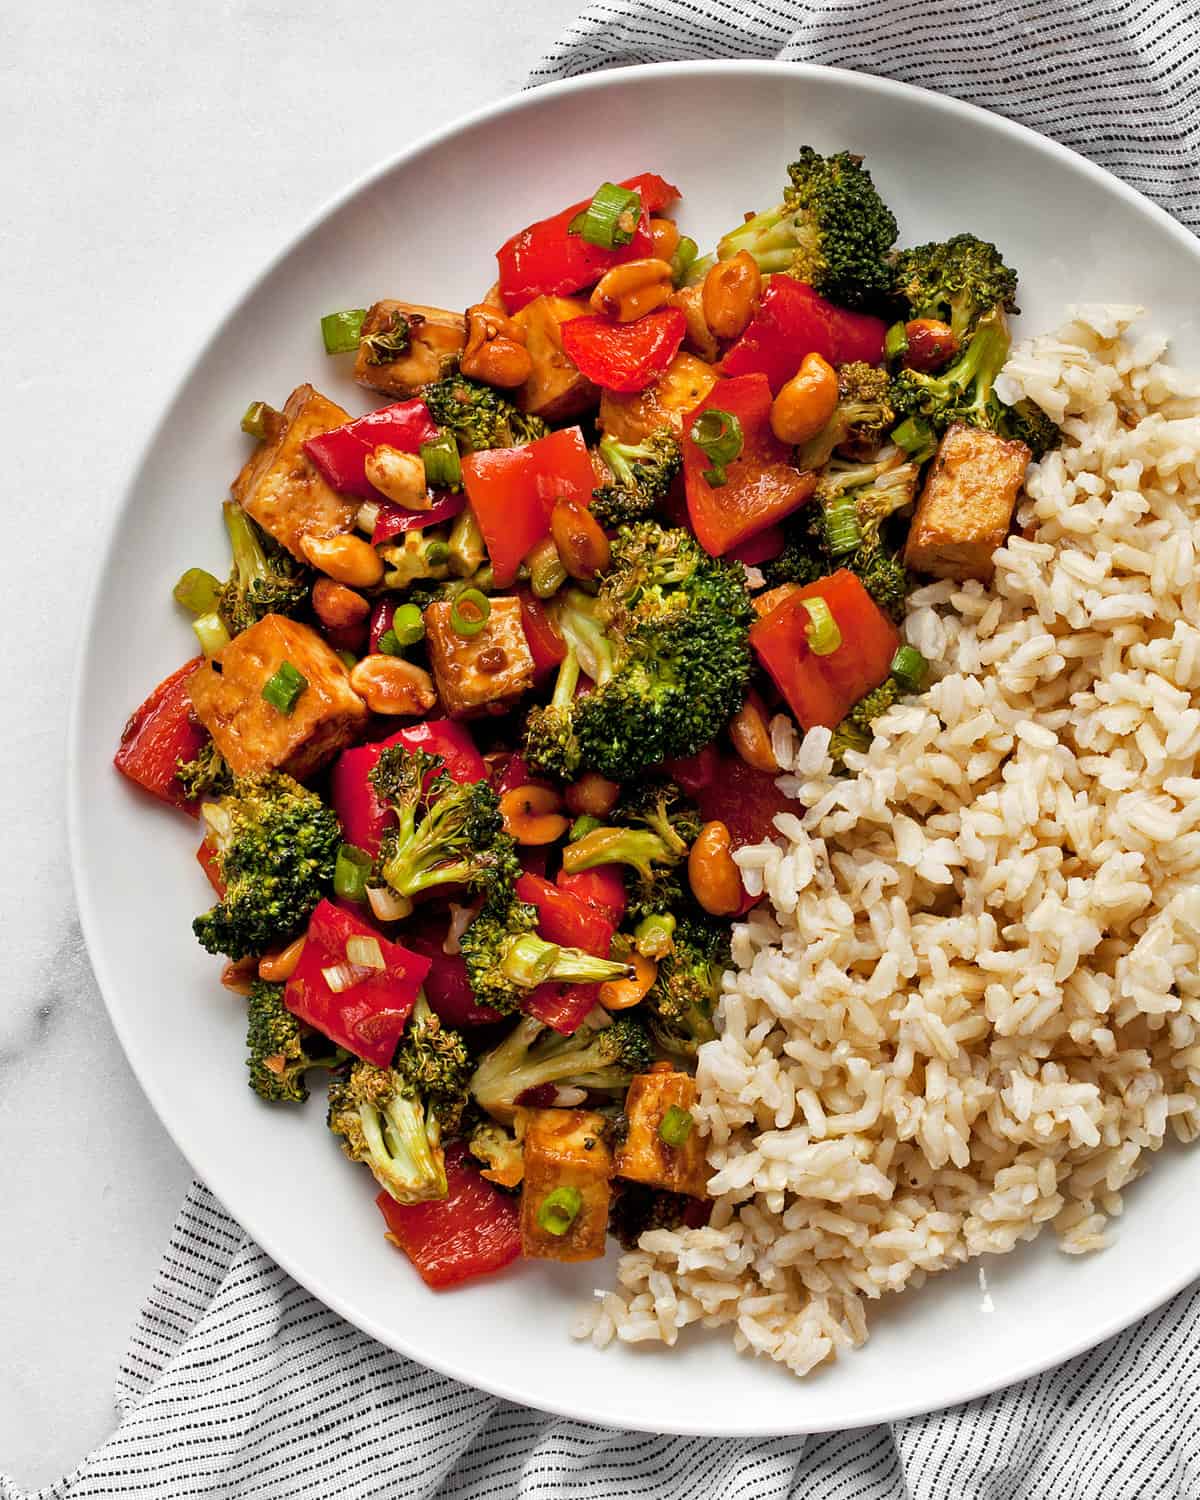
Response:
[8,4,1200,1495]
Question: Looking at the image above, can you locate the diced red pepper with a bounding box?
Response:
[285,899,431,1067]
[462,426,597,587]
[405,929,504,1027]
[113,658,207,814]
[497,172,680,312]
[720,276,887,392]
[728,523,786,568]
[522,982,601,1034]
[556,866,626,926]
[518,847,550,881]
[517,589,567,676]
[696,756,794,853]
[303,399,439,499]
[371,491,465,546]
[663,743,719,796]
[197,839,224,896]
[377,1142,521,1289]
[561,308,686,394]
[749,569,900,731]
[493,751,534,796]
[682,373,817,556]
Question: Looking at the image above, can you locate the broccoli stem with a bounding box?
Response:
[499,933,631,989]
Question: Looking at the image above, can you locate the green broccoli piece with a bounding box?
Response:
[561,781,700,923]
[795,362,895,471]
[422,375,549,453]
[714,148,898,310]
[360,308,413,365]
[468,1120,525,1187]
[218,502,309,636]
[997,397,1062,459]
[829,678,902,764]
[470,1014,652,1122]
[609,1182,693,1250]
[892,234,1018,342]
[192,773,340,960]
[523,589,617,780]
[590,430,683,528]
[245,978,344,1104]
[174,739,232,802]
[645,913,728,1059]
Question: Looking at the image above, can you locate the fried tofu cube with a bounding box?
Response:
[424,595,534,718]
[353,300,466,398]
[189,614,367,779]
[232,384,359,562]
[903,423,1030,582]
[599,351,718,444]
[519,1108,613,1262]
[614,1071,708,1199]
[511,295,599,422]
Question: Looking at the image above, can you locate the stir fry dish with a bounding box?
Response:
[114,151,1058,1290]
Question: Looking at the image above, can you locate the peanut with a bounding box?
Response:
[598,953,658,1010]
[688,820,742,916]
[499,783,569,845]
[903,317,959,373]
[460,302,532,388]
[220,958,256,996]
[300,531,384,589]
[258,935,306,982]
[649,216,681,261]
[349,654,437,715]
[589,257,674,323]
[668,284,720,363]
[770,352,839,445]
[702,250,762,340]
[311,578,370,631]
[564,772,620,817]
[363,445,429,509]
[550,498,610,580]
[729,691,779,772]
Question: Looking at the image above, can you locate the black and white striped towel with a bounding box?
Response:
[9,4,1200,1495]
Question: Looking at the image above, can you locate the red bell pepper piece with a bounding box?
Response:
[561,308,687,394]
[663,743,719,796]
[197,839,224,896]
[515,872,617,1035]
[285,899,431,1067]
[682,373,817,556]
[371,491,465,545]
[303,399,439,499]
[113,658,207,814]
[696,756,793,853]
[461,426,597,587]
[517,589,567,676]
[720,276,887,392]
[497,172,680,312]
[376,1142,521,1289]
[405,929,504,1027]
[556,866,626,926]
[493,751,533,796]
[728,523,786,568]
[522,982,601,1034]
[749,569,900,731]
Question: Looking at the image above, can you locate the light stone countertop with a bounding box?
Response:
[0,0,580,1486]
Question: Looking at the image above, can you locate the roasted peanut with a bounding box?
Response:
[598,953,658,1010]
[220,957,257,996]
[258,935,307,982]
[564,772,620,817]
[729,691,779,773]
[903,317,959,373]
[300,532,385,589]
[688,819,742,916]
[702,250,761,340]
[364,445,429,508]
[589,257,674,322]
[311,578,370,631]
[667,284,720,363]
[349,653,437,715]
[649,216,681,262]
[460,302,532,388]
[770,352,839,445]
[500,783,570,845]
[550,498,611,580]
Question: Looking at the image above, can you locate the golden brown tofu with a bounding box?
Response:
[614,1071,708,1199]
[599,351,718,444]
[511,295,599,421]
[231,384,359,561]
[903,423,1030,582]
[353,300,466,398]
[189,615,367,779]
[424,596,534,718]
[519,1108,613,1262]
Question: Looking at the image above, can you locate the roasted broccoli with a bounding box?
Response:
[561,781,700,923]
[713,148,898,310]
[892,234,1018,341]
[175,739,232,802]
[192,773,340,959]
[360,307,413,365]
[609,1182,693,1250]
[422,375,549,453]
[218,502,309,636]
[829,678,902,763]
[795,362,895,471]
[245,978,344,1104]
[590,430,682,528]
[524,523,753,783]
[470,1014,652,1122]
[468,1120,525,1187]
[645,913,728,1058]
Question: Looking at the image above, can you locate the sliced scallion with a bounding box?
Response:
[240,400,280,441]
[536,1185,583,1236]
[570,814,602,841]
[670,235,699,287]
[421,429,463,492]
[345,934,385,971]
[425,540,451,568]
[450,588,491,638]
[391,603,426,647]
[320,308,367,355]
[261,660,308,714]
[658,1105,694,1147]
[333,843,372,902]
[890,644,930,694]
[689,408,744,487]
[193,611,230,659]
[377,629,401,657]
[174,567,221,616]
[822,494,862,558]
[800,597,842,657]
[569,182,642,249]
[885,321,909,364]
[634,912,676,959]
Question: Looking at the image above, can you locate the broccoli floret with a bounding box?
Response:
[369,747,517,916]
[360,308,413,365]
[192,773,340,960]
[590,430,682,528]
[470,1014,652,1123]
[245,978,344,1104]
[829,678,902,764]
[523,590,617,780]
[524,523,753,783]
[997,397,1062,460]
[218,502,309,636]
[393,990,472,1132]
[422,375,549,453]
[715,148,898,310]
[609,1182,692,1250]
[468,1120,525,1187]
[892,234,1019,342]
[175,739,232,802]
[795,362,895,471]
[645,913,728,1059]
[561,781,700,922]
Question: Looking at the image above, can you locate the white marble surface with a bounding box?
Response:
[0,1,579,1486]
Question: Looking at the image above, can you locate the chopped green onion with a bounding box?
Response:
[658,1105,694,1147]
[240,400,280,441]
[536,1185,583,1236]
[569,182,642,249]
[392,603,426,647]
[527,537,567,599]
[670,235,699,287]
[892,415,936,462]
[634,912,676,959]
[192,611,230,659]
[336,649,358,671]
[689,408,743,487]
[320,308,367,355]
[334,843,372,902]
[800,598,842,657]
[885,321,909,364]
[421,429,463,492]
[345,934,385,971]
[890,645,930,694]
[261,660,308,714]
[173,567,221,616]
[570,814,602,841]
[822,494,862,558]
[377,629,401,656]
[449,588,491,638]
[425,540,451,567]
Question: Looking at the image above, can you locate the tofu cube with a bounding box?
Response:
[189,614,367,779]
[511,295,599,421]
[903,423,1030,582]
[232,384,359,561]
[424,595,534,718]
[519,1108,614,1263]
[353,300,466,398]
[599,351,718,445]
[614,1071,708,1199]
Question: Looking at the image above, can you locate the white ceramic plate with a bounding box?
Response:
[70,62,1200,1435]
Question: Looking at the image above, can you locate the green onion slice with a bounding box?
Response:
[421,429,463,493]
[885,321,909,363]
[890,644,930,694]
[822,494,862,558]
[449,588,491,638]
[569,814,602,841]
[261,660,308,714]
[377,629,401,657]
[240,400,280,441]
[192,611,230,659]
[690,408,744,487]
[173,567,221,617]
[670,235,699,287]
[659,1105,694,1147]
[568,182,642,249]
[425,540,451,567]
[334,843,372,903]
[891,415,936,462]
[800,597,842,657]
[536,1186,583,1236]
[634,912,676,959]
[320,308,367,355]
[391,603,426,647]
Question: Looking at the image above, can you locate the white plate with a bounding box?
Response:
[70,61,1200,1435]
